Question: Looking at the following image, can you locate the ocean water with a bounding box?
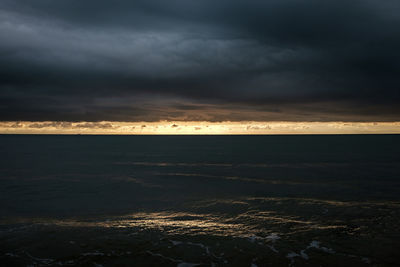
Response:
[0,135,399,266]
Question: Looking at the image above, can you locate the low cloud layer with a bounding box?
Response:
[1,0,399,122]
[1,121,399,135]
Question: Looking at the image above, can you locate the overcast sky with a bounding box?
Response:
[1,0,399,122]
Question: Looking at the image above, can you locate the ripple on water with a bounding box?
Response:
[1,197,398,266]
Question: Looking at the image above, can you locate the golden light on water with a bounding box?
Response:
[0,121,400,134]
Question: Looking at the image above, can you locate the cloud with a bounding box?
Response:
[0,0,399,122]
[1,121,399,134]
[246,125,271,131]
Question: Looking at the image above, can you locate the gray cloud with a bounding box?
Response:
[0,0,399,122]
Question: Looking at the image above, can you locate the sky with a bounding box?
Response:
[1,0,400,133]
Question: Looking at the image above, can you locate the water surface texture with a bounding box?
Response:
[1,135,399,266]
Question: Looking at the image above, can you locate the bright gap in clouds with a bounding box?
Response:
[1,121,400,134]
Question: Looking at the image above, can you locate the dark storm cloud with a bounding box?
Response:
[0,0,399,121]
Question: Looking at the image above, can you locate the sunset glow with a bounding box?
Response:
[1,121,399,135]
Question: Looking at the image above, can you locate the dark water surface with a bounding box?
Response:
[1,135,399,266]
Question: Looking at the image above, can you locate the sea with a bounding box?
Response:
[0,135,399,266]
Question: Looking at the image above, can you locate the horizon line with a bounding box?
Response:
[1,121,400,135]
